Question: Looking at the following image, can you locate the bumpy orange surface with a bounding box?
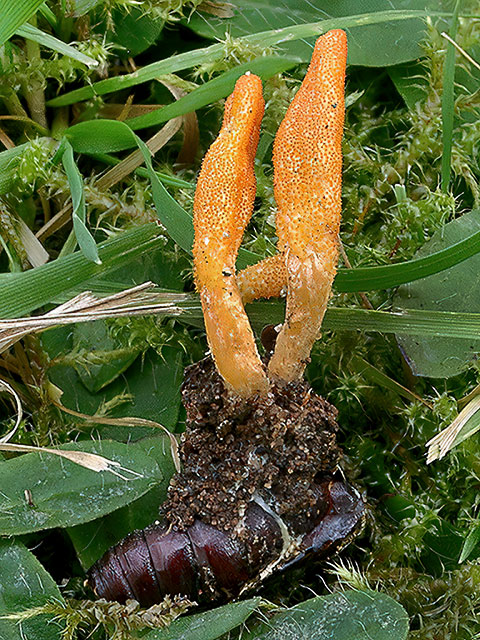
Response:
[237,253,287,304]
[193,73,269,397]
[267,29,347,382]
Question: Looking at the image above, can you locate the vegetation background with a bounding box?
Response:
[1,0,480,638]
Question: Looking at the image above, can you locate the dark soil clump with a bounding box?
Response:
[163,357,341,536]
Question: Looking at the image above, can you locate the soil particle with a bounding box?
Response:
[163,357,341,536]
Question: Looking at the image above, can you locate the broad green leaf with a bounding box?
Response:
[0,539,64,640]
[388,61,428,109]
[420,518,464,574]
[186,1,450,67]
[68,434,177,569]
[144,598,261,640]
[47,10,450,107]
[0,223,164,319]
[0,0,45,46]
[15,23,99,67]
[62,140,100,264]
[71,321,140,393]
[244,591,409,640]
[66,120,143,154]
[0,439,165,535]
[105,7,164,57]
[394,210,480,377]
[459,523,480,563]
[127,55,301,131]
[48,346,184,437]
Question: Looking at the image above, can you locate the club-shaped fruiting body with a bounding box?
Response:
[193,73,269,397]
[195,30,347,394]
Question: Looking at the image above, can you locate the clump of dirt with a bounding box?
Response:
[163,357,341,535]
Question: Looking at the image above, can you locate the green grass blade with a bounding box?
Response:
[132,131,196,251]
[126,56,300,131]
[0,224,164,319]
[441,0,461,192]
[335,227,480,291]
[351,355,430,406]
[8,274,480,340]
[15,23,99,67]
[47,10,450,108]
[62,140,100,264]
[151,293,480,341]
[241,302,480,340]
[9,276,480,340]
[37,3,57,29]
[0,0,45,46]
[326,307,480,339]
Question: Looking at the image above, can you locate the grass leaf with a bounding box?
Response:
[0,0,45,46]
[47,10,452,108]
[441,0,462,192]
[127,55,301,131]
[336,223,480,292]
[62,140,101,264]
[15,23,99,67]
[459,523,480,563]
[0,223,164,318]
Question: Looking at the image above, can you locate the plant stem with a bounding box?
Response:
[2,90,28,118]
[441,0,462,192]
[22,17,47,130]
[51,106,69,139]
